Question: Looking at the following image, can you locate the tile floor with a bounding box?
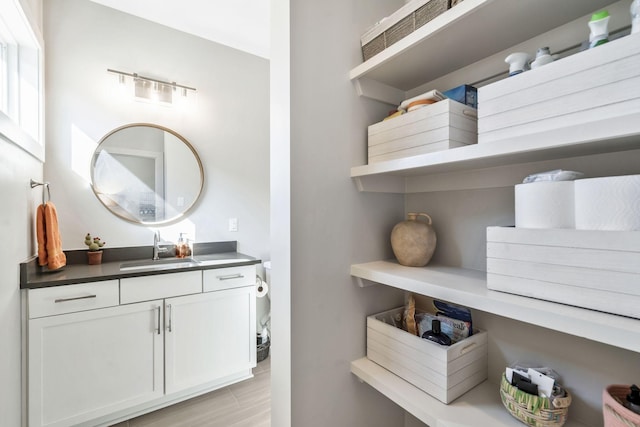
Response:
[111,357,270,427]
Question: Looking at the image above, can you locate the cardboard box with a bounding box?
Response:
[367,307,488,404]
[486,227,640,319]
[443,84,477,109]
[478,33,640,145]
[368,99,477,163]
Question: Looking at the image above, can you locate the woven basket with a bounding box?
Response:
[257,339,270,363]
[500,374,572,427]
[604,385,640,427]
[361,0,450,61]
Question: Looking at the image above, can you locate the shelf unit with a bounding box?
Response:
[349,0,640,425]
[351,260,640,354]
[351,358,588,427]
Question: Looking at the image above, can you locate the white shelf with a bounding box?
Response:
[351,260,640,353]
[351,357,588,427]
[352,129,640,193]
[351,0,614,102]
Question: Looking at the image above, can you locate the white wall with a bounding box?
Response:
[0,4,44,426]
[269,0,291,425]
[275,0,418,425]
[43,0,269,264]
[0,140,42,427]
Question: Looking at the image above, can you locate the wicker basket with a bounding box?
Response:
[361,0,450,61]
[257,338,270,363]
[499,374,572,427]
[603,385,640,427]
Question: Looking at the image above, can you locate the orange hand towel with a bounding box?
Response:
[36,202,67,270]
[36,204,47,266]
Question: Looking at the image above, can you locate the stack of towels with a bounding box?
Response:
[37,202,66,270]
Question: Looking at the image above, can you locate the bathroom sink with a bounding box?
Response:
[119,258,200,271]
[119,257,252,271]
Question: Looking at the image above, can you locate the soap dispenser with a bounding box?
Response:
[176,233,187,258]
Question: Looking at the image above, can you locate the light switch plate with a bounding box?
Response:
[228,217,238,232]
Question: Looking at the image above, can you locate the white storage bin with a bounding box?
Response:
[367,307,488,404]
[478,33,640,146]
[487,226,640,319]
[368,99,477,163]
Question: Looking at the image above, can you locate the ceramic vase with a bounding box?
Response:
[390,213,437,267]
[87,250,103,265]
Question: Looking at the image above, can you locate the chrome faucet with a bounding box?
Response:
[153,230,168,260]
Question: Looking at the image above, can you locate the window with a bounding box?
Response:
[0,0,44,161]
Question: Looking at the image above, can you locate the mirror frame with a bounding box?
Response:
[90,123,204,225]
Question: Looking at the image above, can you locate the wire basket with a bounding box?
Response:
[499,373,572,427]
[257,338,270,363]
[603,385,640,427]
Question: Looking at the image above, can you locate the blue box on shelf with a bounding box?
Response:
[443,84,477,109]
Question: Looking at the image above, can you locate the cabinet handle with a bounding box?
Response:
[156,306,161,335]
[217,274,244,281]
[166,304,173,332]
[54,294,97,303]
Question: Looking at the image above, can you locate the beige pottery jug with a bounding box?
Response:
[390,213,437,267]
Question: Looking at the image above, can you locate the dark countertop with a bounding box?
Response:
[21,241,261,289]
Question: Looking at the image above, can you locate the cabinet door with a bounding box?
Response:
[165,286,256,394]
[28,301,164,427]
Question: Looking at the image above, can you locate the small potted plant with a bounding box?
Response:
[84,233,106,265]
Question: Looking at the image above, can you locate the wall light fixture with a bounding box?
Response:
[107,69,196,106]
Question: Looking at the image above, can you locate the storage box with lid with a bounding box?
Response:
[367,307,488,404]
[478,33,640,146]
[486,227,640,319]
[368,99,477,163]
[360,0,450,61]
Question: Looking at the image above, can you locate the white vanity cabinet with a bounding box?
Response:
[25,264,257,427]
[165,285,257,394]
[27,297,164,427]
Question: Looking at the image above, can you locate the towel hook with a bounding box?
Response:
[30,179,51,205]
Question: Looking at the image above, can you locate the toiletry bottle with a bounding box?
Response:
[421,319,452,346]
[632,0,640,34]
[626,384,640,415]
[589,10,610,48]
[176,233,186,258]
[530,47,554,69]
[505,52,531,76]
[184,237,192,257]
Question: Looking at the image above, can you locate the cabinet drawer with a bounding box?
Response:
[203,265,256,292]
[120,271,202,304]
[28,280,120,319]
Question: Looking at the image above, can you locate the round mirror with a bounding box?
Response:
[91,123,204,225]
